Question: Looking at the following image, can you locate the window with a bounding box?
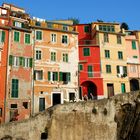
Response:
[130,65,137,73]
[0,108,2,117]
[63,53,68,62]
[132,40,136,49]
[36,31,42,40]
[35,21,41,26]
[106,65,111,73]
[25,34,30,44]
[59,72,71,84]
[79,64,83,71]
[69,93,75,102]
[47,23,53,28]
[13,56,19,67]
[0,30,5,43]
[39,98,45,112]
[116,66,127,77]
[104,33,109,42]
[11,104,17,108]
[99,25,115,32]
[34,70,43,80]
[51,52,56,61]
[63,25,68,31]
[133,56,138,58]
[14,31,20,42]
[84,26,90,33]
[83,48,90,56]
[48,71,58,81]
[51,34,56,43]
[23,102,28,109]
[62,35,68,44]
[117,35,122,44]
[118,51,123,59]
[88,65,93,77]
[24,58,30,67]
[36,50,41,60]
[13,21,21,28]
[11,79,19,98]
[105,50,110,58]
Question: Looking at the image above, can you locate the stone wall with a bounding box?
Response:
[0,91,140,140]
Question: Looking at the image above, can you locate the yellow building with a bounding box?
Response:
[92,22,130,98]
[30,19,79,113]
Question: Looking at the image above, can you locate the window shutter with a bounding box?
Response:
[59,72,63,81]
[29,58,33,67]
[21,23,24,28]
[116,66,120,73]
[19,57,23,66]
[55,72,58,81]
[48,71,51,81]
[9,55,13,66]
[1,31,5,42]
[22,57,25,67]
[34,71,36,80]
[67,72,71,81]
[13,21,15,26]
[123,66,127,76]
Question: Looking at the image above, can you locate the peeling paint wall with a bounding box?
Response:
[33,26,79,113]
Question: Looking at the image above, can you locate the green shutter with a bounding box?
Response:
[21,23,24,28]
[48,71,51,81]
[11,79,18,98]
[116,66,120,73]
[55,72,58,81]
[29,58,32,67]
[59,72,63,81]
[1,31,5,42]
[132,41,136,49]
[13,21,15,26]
[9,55,13,66]
[22,58,25,67]
[68,72,71,81]
[19,57,23,66]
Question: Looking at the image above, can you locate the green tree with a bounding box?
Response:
[121,22,129,30]
[68,17,80,25]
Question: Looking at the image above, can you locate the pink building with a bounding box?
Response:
[125,31,140,91]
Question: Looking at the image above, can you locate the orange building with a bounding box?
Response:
[0,6,9,123]
[30,19,79,113]
[2,3,33,122]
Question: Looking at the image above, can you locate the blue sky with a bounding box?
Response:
[1,0,140,30]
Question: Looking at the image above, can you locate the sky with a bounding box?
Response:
[0,0,140,30]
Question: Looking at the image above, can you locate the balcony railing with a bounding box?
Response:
[79,71,101,78]
[79,40,98,46]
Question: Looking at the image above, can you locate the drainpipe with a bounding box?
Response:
[31,28,35,115]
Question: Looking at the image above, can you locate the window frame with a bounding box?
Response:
[105,50,110,58]
[11,79,19,98]
[36,30,42,40]
[51,33,57,43]
[83,48,90,56]
[35,50,42,60]
[106,65,111,73]
[118,51,123,60]
[51,52,56,61]
[104,33,109,42]
[62,35,68,44]
[24,33,30,44]
[14,31,20,42]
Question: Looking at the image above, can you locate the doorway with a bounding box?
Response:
[107,83,114,98]
[52,93,61,106]
[39,98,45,112]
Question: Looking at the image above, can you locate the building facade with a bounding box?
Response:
[125,31,140,91]
[92,22,130,98]
[76,24,104,99]
[2,3,33,122]
[0,6,9,123]
[30,19,79,113]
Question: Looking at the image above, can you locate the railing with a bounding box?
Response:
[79,71,101,78]
[79,40,98,46]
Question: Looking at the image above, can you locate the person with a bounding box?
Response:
[84,94,88,101]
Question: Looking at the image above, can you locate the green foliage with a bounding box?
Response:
[68,17,80,25]
[121,22,129,30]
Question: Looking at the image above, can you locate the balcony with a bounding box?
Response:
[10,11,29,20]
[79,71,101,78]
[78,40,98,46]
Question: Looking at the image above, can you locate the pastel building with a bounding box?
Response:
[125,31,140,91]
[30,19,79,113]
[92,22,130,98]
[76,24,104,99]
[0,6,9,123]
[2,3,33,122]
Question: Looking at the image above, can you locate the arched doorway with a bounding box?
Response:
[130,79,139,91]
[81,81,97,100]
